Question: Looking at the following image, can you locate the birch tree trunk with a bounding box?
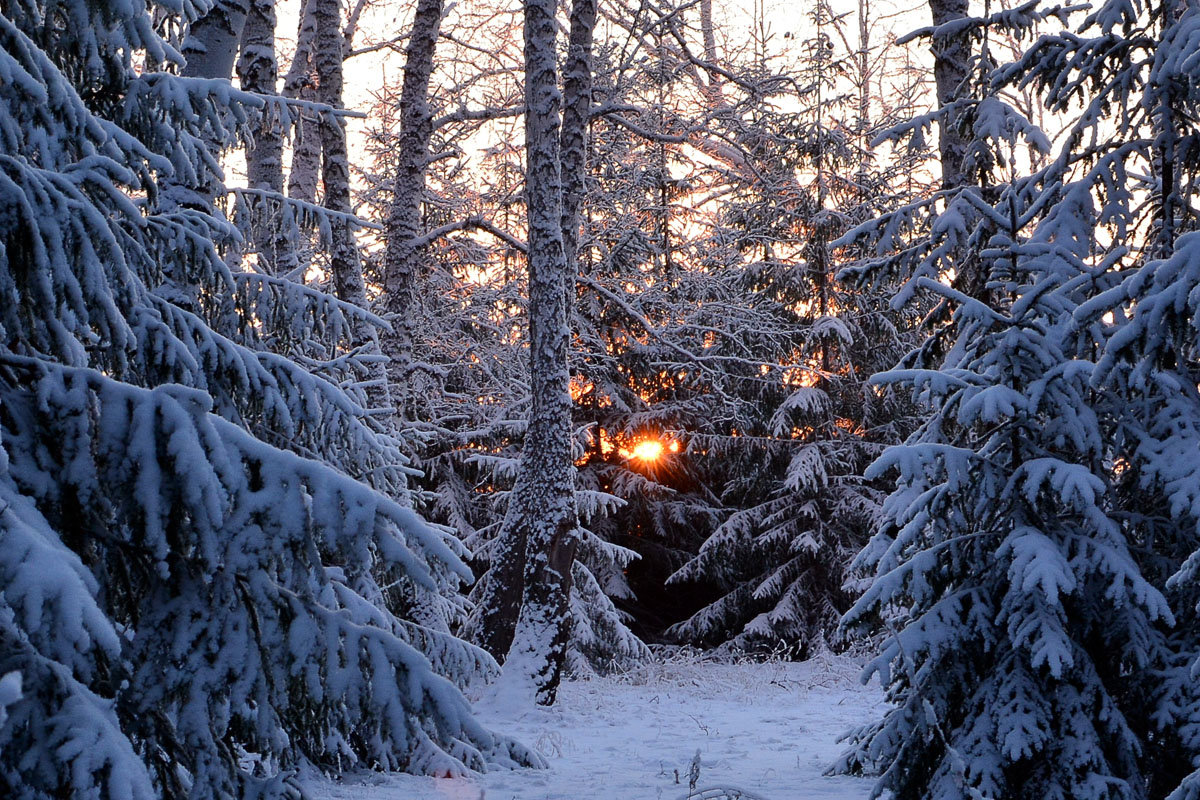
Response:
[307,0,401,435]
[559,0,596,274]
[381,0,445,413]
[478,0,589,707]
[855,0,872,185]
[311,0,371,316]
[698,0,722,106]
[182,0,251,81]
[237,0,298,275]
[929,0,969,192]
[285,0,321,205]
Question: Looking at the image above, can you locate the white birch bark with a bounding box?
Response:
[311,0,370,315]
[287,116,322,205]
[855,0,873,184]
[698,0,722,106]
[284,0,321,205]
[160,0,250,309]
[307,0,400,435]
[559,0,595,276]
[929,0,970,192]
[480,0,591,707]
[381,0,445,413]
[182,0,251,81]
[237,0,299,275]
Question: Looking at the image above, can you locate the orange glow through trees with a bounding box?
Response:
[630,439,665,462]
[623,438,680,462]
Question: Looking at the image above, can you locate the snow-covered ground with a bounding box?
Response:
[308,651,886,800]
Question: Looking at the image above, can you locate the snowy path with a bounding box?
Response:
[307,653,886,800]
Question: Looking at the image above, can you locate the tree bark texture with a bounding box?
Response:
[160,0,251,309]
[285,0,321,206]
[237,0,298,275]
[381,0,445,412]
[929,0,970,192]
[477,0,589,707]
[311,0,371,316]
[182,0,251,81]
[559,0,596,273]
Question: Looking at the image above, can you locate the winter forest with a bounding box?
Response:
[4,0,1200,796]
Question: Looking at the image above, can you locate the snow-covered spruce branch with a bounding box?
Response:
[228,187,384,230]
[604,112,691,143]
[233,271,389,326]
[0,353,541,795]
[895,0,1080,47]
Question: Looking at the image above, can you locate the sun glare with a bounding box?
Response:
[630,439,665,462]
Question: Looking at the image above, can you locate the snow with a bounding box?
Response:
[304,653,886,800]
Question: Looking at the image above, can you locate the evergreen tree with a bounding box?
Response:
[0,2,537,797]
[664,0,922,654]
[1020,0,1200,793]
[835,178,1174,798]
[833,0,1200,796]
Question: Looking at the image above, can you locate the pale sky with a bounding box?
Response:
[252,0,943,209]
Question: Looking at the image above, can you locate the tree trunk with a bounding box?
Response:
[698,0,722,105]
[929,0,970,192]
[285,0,321,206]
[237,0,298,275]
[855,0,872,187]
[311,0,370,315]
[559,0,596,273]
[308,0,400,435]
[929,0,986,304]
[381,0,445,414]
[478,0,586,707]
[182,0,251,81]
[1155,0,1181,257]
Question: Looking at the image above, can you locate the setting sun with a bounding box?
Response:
[629,439,665,462]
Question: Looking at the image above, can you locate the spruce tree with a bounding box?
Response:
[1028,0,1200,793]
[0,2,537,797]
[832,1,1194,796]
[666,2,922,654]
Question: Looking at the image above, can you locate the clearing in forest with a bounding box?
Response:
[307,653,885,800]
